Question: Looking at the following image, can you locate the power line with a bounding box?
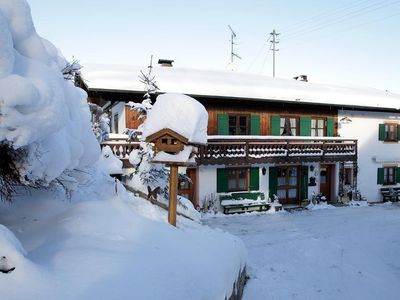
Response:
[246,36,271,72]
[280,8,400,50]
[280,0,375,34]
[282,0,400,41]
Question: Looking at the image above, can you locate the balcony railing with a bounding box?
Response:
[103,134,358,167]
[197,136,357,165]
[101,134,140,167]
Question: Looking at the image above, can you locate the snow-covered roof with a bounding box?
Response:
[82,63,400,110]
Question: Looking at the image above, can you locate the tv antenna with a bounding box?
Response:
[228,25,242,64]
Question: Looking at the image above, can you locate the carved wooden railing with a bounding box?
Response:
[101,135,140,167]
[197,137,357,165]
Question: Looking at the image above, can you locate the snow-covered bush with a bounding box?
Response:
[200,193,220,214]
[128,142,169,198]
[0,0,100,199]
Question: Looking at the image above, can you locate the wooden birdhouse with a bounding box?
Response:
[145,128,189,155]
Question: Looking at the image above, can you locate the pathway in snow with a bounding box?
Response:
[204,204,400,300]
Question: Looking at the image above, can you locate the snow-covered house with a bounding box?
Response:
[78,64,400,207]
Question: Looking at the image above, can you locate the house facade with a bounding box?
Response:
[79,64,400,208]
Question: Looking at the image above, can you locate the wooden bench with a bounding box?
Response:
[220,192,270,214]
[380,188,400,202]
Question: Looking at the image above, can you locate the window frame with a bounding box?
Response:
[280,116,299,136]
[227,167,249,192]
[383,166,397,185]
[228,114,250,135]
[311,117,326,137]
[113,113,119,134]
[384,123,398,142]
[344,167,353,186]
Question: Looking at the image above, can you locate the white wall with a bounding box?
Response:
[110,102,126,134]
[338,109,400,202]
[198,165,219,207]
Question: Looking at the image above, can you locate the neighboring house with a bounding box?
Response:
[78,63,400,207]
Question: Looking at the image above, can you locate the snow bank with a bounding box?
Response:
[0,0,99,184]
[98,145,122,175]
[142,93,208,145]
[0,176,246,300]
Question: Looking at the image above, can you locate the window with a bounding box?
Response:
[385,123,397,141]
[227,168,248,192]
[384,166,397,185]
[280,117,297,136]
[344,167,353,185]
[311,118,325,137]
[113,113,119,133]
[229,115,249,135]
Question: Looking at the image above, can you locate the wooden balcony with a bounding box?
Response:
[197,136,357,165]
[101,134,140,168]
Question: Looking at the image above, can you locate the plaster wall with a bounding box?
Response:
[338,109,400,202]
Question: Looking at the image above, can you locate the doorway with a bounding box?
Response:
[320,165,333,202]
[277,166,299,205]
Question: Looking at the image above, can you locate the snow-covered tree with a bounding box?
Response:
[125,57,169,199]
[89,103,110,143]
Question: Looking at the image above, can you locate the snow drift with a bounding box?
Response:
[0,0,99,185]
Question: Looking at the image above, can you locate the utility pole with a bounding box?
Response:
[270,29,280,77]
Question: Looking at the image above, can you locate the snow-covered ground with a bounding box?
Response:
[204,204,400,300]
[0,176,246,300]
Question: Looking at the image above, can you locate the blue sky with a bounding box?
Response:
[28,0,400,93]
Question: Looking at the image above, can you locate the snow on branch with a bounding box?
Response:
[62,59,82,81]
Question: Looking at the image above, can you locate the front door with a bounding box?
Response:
[277,166,299,205]
[320,165,332,201]
[178,168,197,207]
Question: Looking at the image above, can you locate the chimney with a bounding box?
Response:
[158,59,174,67]
[293,75,308,82]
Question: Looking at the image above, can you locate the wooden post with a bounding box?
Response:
[168,164,179,226]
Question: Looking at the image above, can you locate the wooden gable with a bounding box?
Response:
[145,128,189,154]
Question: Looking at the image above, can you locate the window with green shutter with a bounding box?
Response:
[300,116,311,136]
[217,114,229,135]
[379,123,398,142]
[326,117,334,137]
[250,115,261,135]
[269,167,278,199]
[270,115,280,136]
[217,168,228,193]
[249,167,259,190]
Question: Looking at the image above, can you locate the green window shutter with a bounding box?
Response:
[397,125,400,141]
[377,168,384,185]
[300,166,309,200]
[269,167,278,199]
[217,168,228,193]
[250,115,261,135]
[249,168,259,191]
[217,114,229,135]
[300,117,311,136]
[397,167,400,183]
[326,117,335,137]
[270,115,280,136]
[378,124,385,141]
